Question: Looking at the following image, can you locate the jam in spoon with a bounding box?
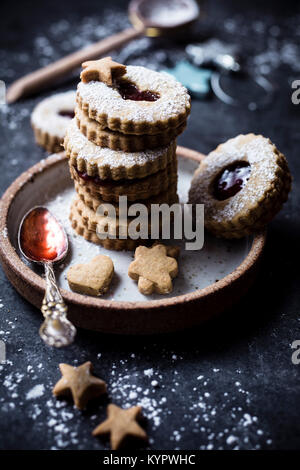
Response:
[18,207,76,347]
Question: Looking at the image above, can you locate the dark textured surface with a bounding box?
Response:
[0,0,300,450]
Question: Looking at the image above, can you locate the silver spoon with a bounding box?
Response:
[18,206,76,348]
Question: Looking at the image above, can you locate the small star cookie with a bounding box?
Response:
[92,404,147,450]
[128,244,178,295]
[53,361,107,409]
[80,57,126,86]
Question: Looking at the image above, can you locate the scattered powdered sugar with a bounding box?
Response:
[77,65,190,124]
[26,384,45,400]
[144,368,154,378]
[31,91,76,137]
[104,354,273,450]
[65,118,173,167]
[226,435,238,445]
[0,357,80,449]
[223,15,300,76]
[190,134,280,223]
[0,349,274,449]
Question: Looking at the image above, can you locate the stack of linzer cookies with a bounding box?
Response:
[64,57,191,250]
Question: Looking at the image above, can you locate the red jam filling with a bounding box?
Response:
[213,162,251,201]
[116,81,159,102]
[58,110,75,118]
[75,168,139,187]
[76,169,103,185]
[20,208,67,262]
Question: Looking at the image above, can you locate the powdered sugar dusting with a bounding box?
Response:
[65,118,174,168]
[144,0,199,28]
[26,384,45,400]
[77,65,190,124]
[190,134,280,223]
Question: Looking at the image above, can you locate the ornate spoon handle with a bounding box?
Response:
[39,262,76,347]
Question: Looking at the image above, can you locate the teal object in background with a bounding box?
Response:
[164,61,212,98]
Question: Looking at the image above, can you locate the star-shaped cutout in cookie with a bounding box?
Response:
[80,56,126,86]
[128,244,178,295]
[92,404,147,450]
[52,361,107,410]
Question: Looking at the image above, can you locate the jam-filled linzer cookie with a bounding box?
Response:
[189,134,292,239]
[31,91,76,153]
[75,105,186,152]
[77,57,191,136]
[64,56,190,251]
[69,158,178,202]
[74,180,178,212]
[64,118,176,180]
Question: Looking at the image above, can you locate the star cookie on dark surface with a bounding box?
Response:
[53,361,107,410]
[92,404,147,449]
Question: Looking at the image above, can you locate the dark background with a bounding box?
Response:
[0,0,300,450]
